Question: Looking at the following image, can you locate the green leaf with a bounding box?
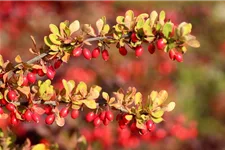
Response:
[76,82,88,97]
[136,13,149,21]
[136,119,146,129]
[0,92,3,99]
[50,45,59,51]
[151,110,164,118]
[32,144,46,150]
[116,16,124,24]
[181,23,192,36]
[150,11,158,27]
[44,36,53,47]
[82,100,97,109]
[136,18,145,30]
[134,92,142,105]
[162,22,173,38]
[125,114,133,121]
[124,10,134,29]
[49,34,61,45]
[143,19,153,36]
[49,24,60,35]
[62,79,75,99]
[144,37,155,42]
[101,24,110,35]
[102,92,109,100]
[154,90,168,106]
[159,10,166,25]
[38,80,54,101]
[164,102,176,112]
[69,20,80,34]
[186,39,200,48]
[151,117,164,123]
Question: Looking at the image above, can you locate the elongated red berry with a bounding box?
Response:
[71,109,79,119]
[119,47,127,56]
[24,109,32,122]
[135,46,143,57]
[93,116,101,127]
[6,103,16,112]
[86,111,95,122]
[99,111,106,121]
[92,47,101,58]
[46,66,56,80]
[0,107,4,114]
[27,72,36,84]
[54,60,62,69]
[131,33,138,43]
[169,50,176,60]
[105,111,113,121]
[156,38,166,50]
[22,76,29,86]
[8,90,17,101]
[83,48,92,60]
[148,43,155,54]
[103,118,110,126]
[102,49,109,61]
[59,107,69,118]
[45,114,55,125]
[175,52,183,62]
[72,47,82,57]
[119,120,126,129]
[38,69,45,77]
[146,120,155,131]
[44,106,52,115]
[10,114,19,126]
[32,113,40,123]
[0,99,7,105]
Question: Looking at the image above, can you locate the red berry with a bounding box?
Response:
[131,33,138,43]
[0,107,4,114]
[38,69,45,77]
[83,48,92,60]
[105,111,113,121]
[44,106,52,115]
[175,52,183,62]
[130,122,137,132]
[10,114,19,126]
[24,109,32,122]
[86,111,95,122]
[156,38,166,50]
[27,72,36,84]
[92,47,101,58]
[45,114,55,125]
[103,118,110,126]
[72,47,82,57]
[54,60,62,69]
[6,103,16,112]
[139,128,148,135]
[119,120,126,129]
[146,120,155,131]
[71,109,79,119]
[135,46,143,57]
[7,90,17,101]
[119,47,127,56]
[46,66,56,80]
[22,76,29,86]
[102,49,109,61]
[99,111,106,121]
[32,113,40,123]
[32,69,38,74]
[59,107,69,118]
[0,99,7,105]
[169,50,176,60]
[148,43,155,54]
[93,116,101,127]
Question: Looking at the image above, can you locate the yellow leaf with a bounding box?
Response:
[32,144,47,150]
[15,55,22,63]
[134,92,142,105]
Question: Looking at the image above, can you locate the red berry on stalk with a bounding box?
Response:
[24,109,32,122]
[131,33,138,43]
[27,72,36,84]
[119,120,126,129]
[135,46,143,57]
[156,38,167,50]
[148,43,155,54]
[0,99,7,105]
[8,90,17,101]
[83,48,92,60]
[38,69,45,77]
[92,47,101,58]
[105,111,113,121]
[146,120,155,131]
[0,107,4,114]
[130,122,137,132]
[72,47,82,57]
[22,76,29,86]
[175,52,183,62]
[103,118,110,126]
[46,66,56,80]
[10,114,19,126]
[45,114,55,125]
[93,116,101,127]
[71,109,79,119]
[169,50,176,60]
[54,60,62,69]
[119,47,127,56]
[99,111,106,121]
[102,49,109,61]
[59,107,69,118]
[44,106,52,115]
[32,69,38,74]
[86,111,95,122]
[6,103,16,112]
[32,113,40,123]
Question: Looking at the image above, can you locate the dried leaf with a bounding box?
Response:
[15,55,22,63]
[69,20,80,34]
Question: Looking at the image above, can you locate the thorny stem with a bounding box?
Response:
[26,34,130,64]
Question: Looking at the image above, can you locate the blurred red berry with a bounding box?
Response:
[175,52,183,62]
[72,47,82,57]
[83,48,92,60]
[22,76,29,86]
[119,47,127,56]
[46,66,56,80]
[102,49,109,61]
[24,109,32,122]
[156,38,166,50]
[93,116,101,127]
[92,47,101,58]
[59,107,69,118]
[71,109,79,119]
[131,33,138,42]
[7,90,17,101]
[106,111,113,121]
[135,46,143,57]
[148,43,155,54]
[86,111,95,122]
[45,114,55,125]
[54,59,62,69]
[27,72,36,84]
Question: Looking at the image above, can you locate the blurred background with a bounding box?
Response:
[0,1,225,150]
